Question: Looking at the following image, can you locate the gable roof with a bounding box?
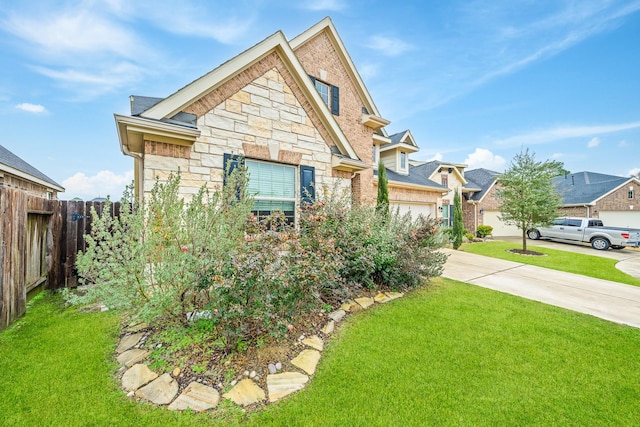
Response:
[383,130,419,152]
[553,171,638,205]
[377,163,448,191]
[464,168,500,201]
[290,17,386,122]
[414,160,468,185]
[0,144,64,191]
[132,25,359,161]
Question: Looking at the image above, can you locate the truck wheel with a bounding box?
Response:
[591,237,610,250]
[527,229,541,240]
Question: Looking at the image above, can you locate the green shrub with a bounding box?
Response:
[476,225,494,238]
[67,170,448,352]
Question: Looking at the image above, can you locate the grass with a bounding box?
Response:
[249,279,640,426]
[460,241,640,286]
[0,294,238,427]
[3,282,640,426]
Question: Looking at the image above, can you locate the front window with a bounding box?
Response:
[314,80,329,106]
[441,175,448,188]
[400,151,406,169]
[629,188,634,199]
[247,160,296,225]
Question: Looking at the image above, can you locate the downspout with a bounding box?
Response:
[121,143,144,201]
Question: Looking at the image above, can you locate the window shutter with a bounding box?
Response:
[223,153,241,186]
[300,165,315,205]
[330,85,340,115]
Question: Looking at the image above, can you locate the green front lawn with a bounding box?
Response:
[3,281,640,426]
[460,241,640,286]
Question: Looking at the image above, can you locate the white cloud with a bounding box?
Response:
[366,35,413,56]
[302,0,346,11]
[619,140,629,147]
[62,170,134,200]
[494,121,640,147]
[630,168,640,178]
[15,102,47,113]
[464,148,506,171]
[1,9,141,59]
[587,137,600,148]
[358,63,379,80]
[33,62,144,94]
[551,152,564,160]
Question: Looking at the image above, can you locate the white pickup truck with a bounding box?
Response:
[527,217,640,250]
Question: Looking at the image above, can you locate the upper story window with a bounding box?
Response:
[441,175,448,188]
[372,145,378,165]
[628,187,634,199]
[310,75,340,115]
[400,151,406,169]
[315,80,330,106]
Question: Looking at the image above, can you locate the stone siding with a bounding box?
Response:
[143,64,350,202]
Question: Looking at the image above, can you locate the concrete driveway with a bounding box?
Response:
[441,248,640,328]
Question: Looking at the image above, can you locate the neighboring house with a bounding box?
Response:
[375,131,449,218]
[461,169,640,236]
[0,144,64,199]
[462,168,517,236]
[554,172,640,227]
[404,159,474,226]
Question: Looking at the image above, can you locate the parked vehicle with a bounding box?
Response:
[527,217,640,250]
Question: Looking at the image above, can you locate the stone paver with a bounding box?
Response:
[301,335,324,351]
[122,363,158,391]
[328,309,346,322]
[354,296,374,309]
[116,333,144,354]
[223,379,265,406]
[117,348,150,368]
[385,291,404,300]
[321,320,335,335]
[291,349,321,375]
[373,293,391,303]
[267,372,309,402]
[168,381,220,412]
[135,373,179,405]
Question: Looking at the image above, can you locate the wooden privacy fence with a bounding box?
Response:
[1,187,120,329]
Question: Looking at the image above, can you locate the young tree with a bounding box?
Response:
[452,189,463,249]
[376,160,390,220]
[497,149,564,252]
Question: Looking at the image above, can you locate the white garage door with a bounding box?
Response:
[483,210,521,237]
[599,211,640,228]
[393,203,435,219]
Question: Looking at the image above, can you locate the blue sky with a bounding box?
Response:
[1,0,639,199]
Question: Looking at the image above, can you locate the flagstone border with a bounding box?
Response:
[115,291,404,412]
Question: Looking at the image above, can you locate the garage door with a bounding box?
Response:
[599,211,640,228]
[393,203,435,219]
[483,210,521,237]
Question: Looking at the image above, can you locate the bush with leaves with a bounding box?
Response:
[476,224,493,238]
[66,169,253,326]
[67,169,447,352]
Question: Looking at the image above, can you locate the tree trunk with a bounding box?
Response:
[522,227,527,252]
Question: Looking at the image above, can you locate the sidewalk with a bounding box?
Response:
[441,248,640,328]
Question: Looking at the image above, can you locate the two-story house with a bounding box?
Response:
[115,17,453,224]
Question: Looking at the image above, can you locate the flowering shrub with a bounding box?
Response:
[67,170,447,351]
